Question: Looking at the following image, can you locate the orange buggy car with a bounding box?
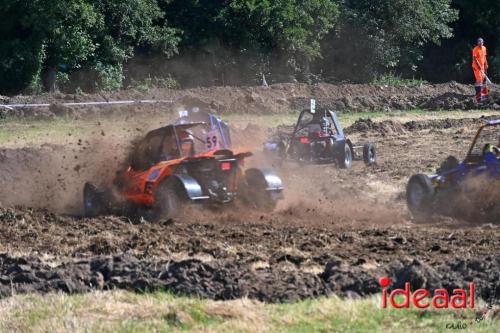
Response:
[83,110,284,221]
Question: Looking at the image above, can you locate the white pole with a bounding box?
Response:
[0,99,173,110]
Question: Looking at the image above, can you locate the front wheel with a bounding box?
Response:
[83,182,109,217]
[406,174,435,222]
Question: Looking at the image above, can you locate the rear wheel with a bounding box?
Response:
[406,174,435,222]
[83,182,108,217]
[152,180,187,222]
[363,143,376,165]
[338,143,353,169]
[241,169,280,212]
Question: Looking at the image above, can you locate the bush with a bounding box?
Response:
[95,62,124,91]
[128,75,181,92]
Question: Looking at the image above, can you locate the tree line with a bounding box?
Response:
[0,0,497,94]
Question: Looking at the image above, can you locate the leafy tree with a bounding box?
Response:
[2,0,496,92]
[93,0,179,63]
[220,1,339,61]
[0,0,179,93]
[218,0,339,80]
[164,0,339,84]
[43,1,101,68]
[90,0,180,90]
[0,1,46,93]
[320,0,458,82]
[0,0,103,92]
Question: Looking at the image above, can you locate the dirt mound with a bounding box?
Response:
[403,115,498,131]
[345,119,406,136]
[421,91,500,110]
[345,115,499,135]
[1,207,498,266]
[3,82,500,120]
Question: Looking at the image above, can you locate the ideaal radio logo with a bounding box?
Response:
[378,276,496,329]
[378,276,475,309]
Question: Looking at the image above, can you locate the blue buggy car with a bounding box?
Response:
[406,119,500,222]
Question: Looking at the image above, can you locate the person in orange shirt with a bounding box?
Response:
[472,38,489,103]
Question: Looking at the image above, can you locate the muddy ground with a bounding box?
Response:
[0,107,499,302]
[0,209,498,302]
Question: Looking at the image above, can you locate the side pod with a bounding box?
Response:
[245,168,284,197]
[170,174,208,200]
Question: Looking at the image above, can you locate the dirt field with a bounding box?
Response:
[0,84,499,304]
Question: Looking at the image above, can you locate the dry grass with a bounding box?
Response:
[0,291,497,333]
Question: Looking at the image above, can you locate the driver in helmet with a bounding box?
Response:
[158,129,195,161]
[178,129,195,157]
[483,143,500,159]
[317,116,335,158]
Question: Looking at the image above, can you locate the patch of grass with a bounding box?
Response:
[372,73,428,87]
[0,114,151,147]
[128,76,181,92]
[0,116,87,147]
[0,291,497,333]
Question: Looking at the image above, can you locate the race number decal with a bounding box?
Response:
[205,130,219,150]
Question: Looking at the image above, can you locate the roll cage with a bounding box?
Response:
[130,110,233,171]
[464,119,500,164]
[175,109,232,148]
[290,109,345,142]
